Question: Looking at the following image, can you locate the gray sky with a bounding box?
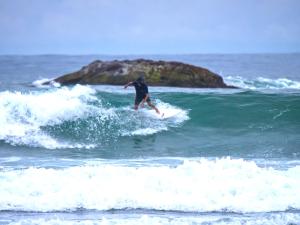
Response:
[0,0,299,54]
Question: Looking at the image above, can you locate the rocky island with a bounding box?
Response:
[49,59,233,88]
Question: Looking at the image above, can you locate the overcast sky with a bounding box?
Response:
[0,0,299,54]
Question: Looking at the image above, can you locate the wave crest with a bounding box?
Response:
[225,76,300,90]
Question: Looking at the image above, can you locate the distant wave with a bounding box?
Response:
[224,76,300,90]
[32,78,61,88]
[1,158,300,213]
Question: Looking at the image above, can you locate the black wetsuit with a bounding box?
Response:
[132,81,151,105]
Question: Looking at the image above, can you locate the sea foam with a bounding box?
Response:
[32,78,61,88]
[225,76,300,90]
[0,158,299,213]
[122,101,189,136]
[0,85,100,148]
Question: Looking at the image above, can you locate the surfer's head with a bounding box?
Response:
[136,75,145,83]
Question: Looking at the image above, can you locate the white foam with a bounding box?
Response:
[130,127,167,136]
[32,78,61,88]
[1,158,300,213]
[225,76,300,90]
[0,85,100,148]
[142,101,189,122]
[257,77,300,89]
[121,102,189,136]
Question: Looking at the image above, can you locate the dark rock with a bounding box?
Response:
[50,59,234,88]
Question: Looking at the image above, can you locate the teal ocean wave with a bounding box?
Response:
[1,86,299,159]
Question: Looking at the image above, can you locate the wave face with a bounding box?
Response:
[1,158,300,213]
[0,85,188,149]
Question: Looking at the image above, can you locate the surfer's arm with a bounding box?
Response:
[124,81,133,89]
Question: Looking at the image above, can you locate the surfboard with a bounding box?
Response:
[142,108,178,120]
[137,103,187,121]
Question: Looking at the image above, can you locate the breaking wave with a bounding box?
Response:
[0,85,188,149]
[225,76,300,90]
[0,158,300,213]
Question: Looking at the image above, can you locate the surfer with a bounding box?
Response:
[124,76,160,114]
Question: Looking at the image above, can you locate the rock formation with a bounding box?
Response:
[50,59,232,88]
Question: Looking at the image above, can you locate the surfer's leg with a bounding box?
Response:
[147,101,160,114]
[134,96,143,110]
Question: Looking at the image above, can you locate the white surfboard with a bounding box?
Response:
[141,108,180,120]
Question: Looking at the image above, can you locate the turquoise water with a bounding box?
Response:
[0,54,300,224]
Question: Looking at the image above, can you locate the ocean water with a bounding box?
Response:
[0,54,300,225]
